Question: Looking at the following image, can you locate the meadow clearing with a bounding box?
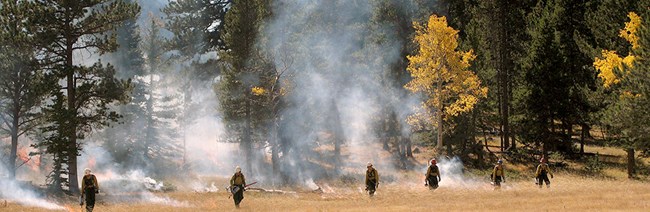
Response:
[4,174,650,212]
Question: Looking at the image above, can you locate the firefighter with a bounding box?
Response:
[365,162,379,196]
[425,159,441,190]
[535,157,554,188]
[230,166,246,208]
[491,159,505,190]
[80,168,99,212]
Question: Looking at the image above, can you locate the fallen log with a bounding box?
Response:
[245,187,297,194]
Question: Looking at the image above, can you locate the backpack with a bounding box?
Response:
[84,175,95,189]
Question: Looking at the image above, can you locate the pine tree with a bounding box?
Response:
[103,0,146,168]
[140,16,183,176]
[163,0,231,165]
[218,0,270,177]
[593,4,650,177]
[0,0,52,179]
[30,0,139,193]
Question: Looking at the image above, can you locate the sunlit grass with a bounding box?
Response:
[5,174,650,211]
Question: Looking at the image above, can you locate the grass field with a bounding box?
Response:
[4,175,650,212]
[4,142,649,212]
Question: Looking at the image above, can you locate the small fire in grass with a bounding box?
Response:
[17,146,41,172]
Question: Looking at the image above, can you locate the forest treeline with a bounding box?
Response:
[1,0,649,195]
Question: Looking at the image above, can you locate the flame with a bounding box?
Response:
[64,204,77,212]
[17,147,30,162]
[17,146,40,172]
[87,157,97,170]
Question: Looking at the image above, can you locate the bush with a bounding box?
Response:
[584,154,604,174]
[549,152,565,162]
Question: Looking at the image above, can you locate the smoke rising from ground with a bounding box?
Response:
[0,156,65,210]
[258,0,420,185]
[78,143,189,207]
[433,157,483,189]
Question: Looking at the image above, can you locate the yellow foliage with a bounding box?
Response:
[251,86,266,96]
[593,12,640,88]
[593,50,623,88]
[620,90,642,100]
[405,15,487,120]
[620,12,641,49]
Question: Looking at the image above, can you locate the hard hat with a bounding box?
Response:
[497,159,503,164]
[430,159,437,165]
[540,157,547,163]
[235,166,241,173]
[84,168,91,174]
[367,162,372,167]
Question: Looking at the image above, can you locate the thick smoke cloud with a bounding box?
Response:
[260,0,421,185]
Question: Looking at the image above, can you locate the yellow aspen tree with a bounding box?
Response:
[593,11,647,178]
[594,12,640,88]
[405,15,488,150]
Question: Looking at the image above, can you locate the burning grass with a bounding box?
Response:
[4,175,650,211]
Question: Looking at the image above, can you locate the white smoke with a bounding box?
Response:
[0,161,65,210]
[425,157,501,190]
[259,0,419,183]
[78,143,189,207]
[98,169,189,207]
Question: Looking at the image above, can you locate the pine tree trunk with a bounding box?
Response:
[580,123,588,155]
[244,96,253,176]
[627,148,635,179]
[144,74,155,161]
[271,120,279,185]
[8,67,20,179]
[406,137,413,157]
[499,0,510,152]
[9,116,18,179]
[66,40,80,194]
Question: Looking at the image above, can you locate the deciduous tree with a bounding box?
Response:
[406,15,488,154]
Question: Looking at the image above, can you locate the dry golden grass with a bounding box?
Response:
[4,175,650,212]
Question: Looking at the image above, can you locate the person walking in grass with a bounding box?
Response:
[425,159,441,190]
[365,162,379,196]
[535,157,554,188]
[80,168,99,212]
[491,159,505,190]
[230,166,246,208]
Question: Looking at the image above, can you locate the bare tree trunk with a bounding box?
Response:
[436,71,443,151]
[405,137,412,157]
[627,148,635,179]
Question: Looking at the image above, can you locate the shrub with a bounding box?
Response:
[585,153,604,174]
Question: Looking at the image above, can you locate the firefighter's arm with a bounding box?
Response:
[93,175,100,193]
[376,171,380,186]
[242,175,247,186]
[230,175,235,186]
[426,167,431,177]
[503,168,506,182]
[80,177,85,195]
[535,165,541,177]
